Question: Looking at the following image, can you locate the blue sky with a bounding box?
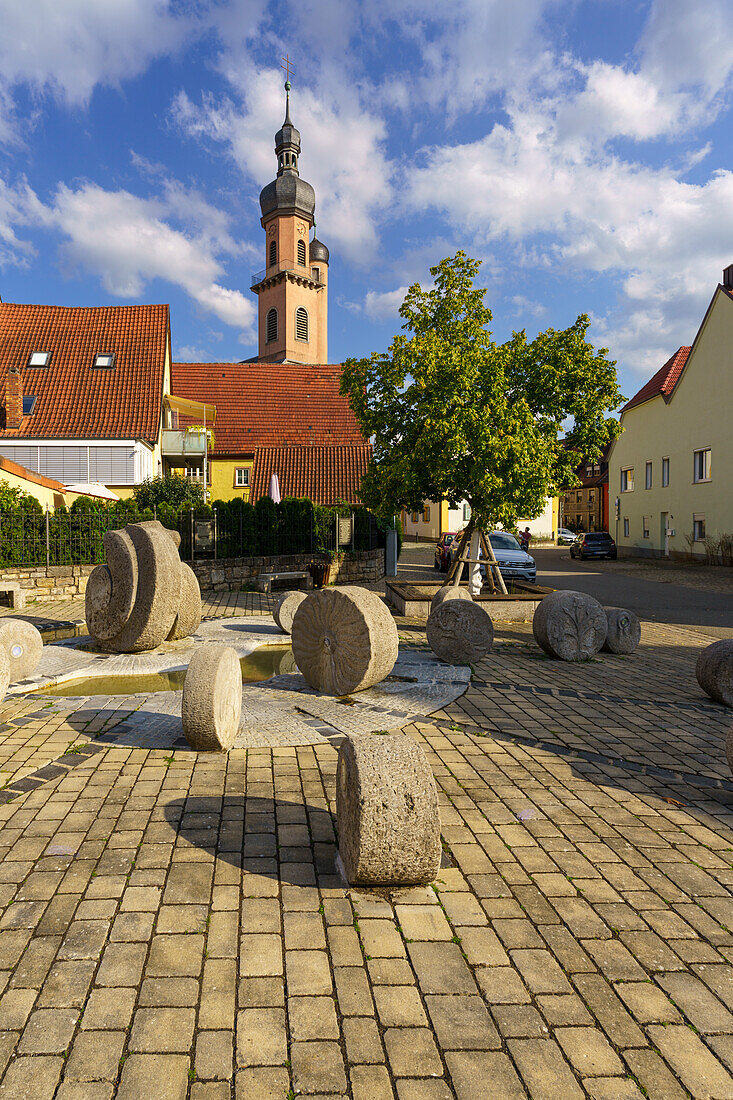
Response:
[1,0,733,404]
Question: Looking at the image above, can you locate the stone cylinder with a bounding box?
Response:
[336,733,442,885]
[532,590,607,661]
[696,639,733,708]
[291,586,398,696]
[430,585,473,614]
[426,599,494,665]
[182,643,242,751]
[0,620,43,682]
[726,728,733,775]
[274,590,308,635]
[602,607,641,654]
[167,563,202,641]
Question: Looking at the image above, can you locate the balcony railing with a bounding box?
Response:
[161,429,208,457]
[251,262,324,288]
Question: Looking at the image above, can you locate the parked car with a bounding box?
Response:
[434,532,458,571]
[569,531,617,560]
[479,531,537,584]
[557,527,576,545]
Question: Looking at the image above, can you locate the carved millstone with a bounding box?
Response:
[725,729,733,775]
[532,590,607,661]
[602,607,641,654]
[274,590,308,635]
[696,639,733,708]
[0,620,43,682]
[291,586,398,695]
[182,643,242,751]
[430,585,473,614]
[167,563,202,641]
[336,732,442,885]
[0,647,10,706]
[426,600,494,665]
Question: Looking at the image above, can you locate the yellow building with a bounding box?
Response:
[609,267,733,557]
[402,497,559,542]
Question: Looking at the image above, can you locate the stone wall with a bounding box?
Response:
[192,549,385,592]
[0,565,96,603]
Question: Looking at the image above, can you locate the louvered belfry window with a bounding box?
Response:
[269,240,277,267]
[295,307,308,342]
[297,239,306,265]
[266,308,278,343]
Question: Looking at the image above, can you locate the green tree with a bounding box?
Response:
[133,474,204,511]
[341,252,625,531]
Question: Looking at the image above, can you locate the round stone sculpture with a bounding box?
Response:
[430,585,473,614]
[0,648,10,706]
[0,620,43,682]
[532,589,607,661]
[602,607,641,654]
[182,643,242,751]
[336,733,442,885]
[291,586,398,696]
[696,639,733,708]
[86,520,190,652]
[426,600,494,665]
[725,729,733,775]
[274,590,308,634]
[167,563,202,642]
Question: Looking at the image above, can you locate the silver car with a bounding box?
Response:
[479,532,537,584]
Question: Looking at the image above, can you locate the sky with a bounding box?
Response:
[1,0,733,405]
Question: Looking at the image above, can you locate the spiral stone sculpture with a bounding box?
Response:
[430,585,473,613]
[85,520,202,652]
[0,620,43,682]
[336,733,442,885]
[291,586,398,696]
[532,589,607,661]
[696,639,733,708]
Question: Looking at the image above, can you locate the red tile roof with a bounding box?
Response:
[250,445,372,505]
[0,302,169,442]
[622,346,691,413]
[170,362,365,454]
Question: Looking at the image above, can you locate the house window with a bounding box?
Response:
[269,240,277,267]
[462,503,471,522]
[297,239,306,265]
[576,514,582,527]
[295,307,309,342]
[266,308,278,343]
[662,457,669,487]
[22,395,36,416]
[623,518,629,537]
[593,464,600,475]
[588,491,595,503]
[423,506,430,523]
[585,465,592,476]
[411,511,419,523]
[28,351,50,367]
[234,468,250,487]
[311,266,320,283]
[621,467,634,492]
[643,516,650,538]
[693,513,706,541]
[576,491,582,502]
[93,352,115,369]
[693,448,711,482]
[645,462,652,489]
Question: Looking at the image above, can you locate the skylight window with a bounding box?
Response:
[93,352,115,369]
[22,396,37,416]
[28,351,50,367]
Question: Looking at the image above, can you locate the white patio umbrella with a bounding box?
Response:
[268,472,281,503]
[64,482,120,501]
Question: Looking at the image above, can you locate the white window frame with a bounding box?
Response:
[662,457,669,487]
[621,467,634,492]
[28,351,50,367]
[234,467,250,487]
[693,448,711,483]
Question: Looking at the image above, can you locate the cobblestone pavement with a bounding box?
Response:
[0,603,733,1095]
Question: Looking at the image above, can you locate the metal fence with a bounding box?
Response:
[0,504,385,568]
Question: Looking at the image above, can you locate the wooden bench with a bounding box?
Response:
[0,582,26,610]
[256,571,313,595]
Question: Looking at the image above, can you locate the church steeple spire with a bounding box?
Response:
[275,80,301,177]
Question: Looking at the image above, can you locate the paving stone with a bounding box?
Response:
[17,1006,79,1053]
[555,1026,625,1076]
[395,905,453,941]
[508,1038,585,1100]
[510,948,572,994]
[614,980,681,1024]
[657,971,733,1034]
[491,1003,550,1038]
[65,1030,126,1080]
[0,986,37,1028]
[195,1030,234,1080]
[288,995,340,1040]
[342,1016,384,1064]
[647,1023,733,1097]
[116,1054,190,1100]
[475,966,531,1004]
[407,942,476,994]
[291,1040,347,1094]
[235,1066,291,1099]
[445,1051,526,1099]
[374,984,427,1028]
[129,1006,196,1052]
[350,1063,394,1100]
[235,1007,287,1067]
[0,1055,64,1099]
[384,1028,443,1077]
[396,1080,455,1100]
[425,994,500,1049]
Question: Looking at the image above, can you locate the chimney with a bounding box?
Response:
[723,264,733,289]
[5,366,22,429]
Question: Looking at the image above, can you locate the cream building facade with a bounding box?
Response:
[401,496,558,542]
[609,271,733,558]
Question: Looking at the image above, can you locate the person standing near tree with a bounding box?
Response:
[520,527,531,552]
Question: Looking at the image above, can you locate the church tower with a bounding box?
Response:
[252,81,329,364]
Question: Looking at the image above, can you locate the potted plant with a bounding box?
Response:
[310,549,336,589]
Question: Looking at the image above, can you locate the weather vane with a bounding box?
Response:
[281,54,295,85]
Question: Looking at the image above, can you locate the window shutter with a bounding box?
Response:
[297,239,306,265]
[295,307,308,342]
[269,240,277,267]
[266,309,278,343]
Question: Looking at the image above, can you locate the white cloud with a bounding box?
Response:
[50,182,255,333]
[364,286,409,322]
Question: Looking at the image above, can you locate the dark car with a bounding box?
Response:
[570,531,617,560]
[434,532,458,571]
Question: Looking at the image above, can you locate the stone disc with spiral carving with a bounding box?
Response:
[533,589,607,661]
[602,607,641,654]
[426,599,494,665]
[0,620,43,682]
[291,586,398,695]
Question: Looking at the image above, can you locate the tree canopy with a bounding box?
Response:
[341,252,625,529]
[133,473,204,511]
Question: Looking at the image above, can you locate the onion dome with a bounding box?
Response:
[259,81,316,221]
[309,237,329,264]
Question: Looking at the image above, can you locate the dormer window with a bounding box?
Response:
[22,395,37,416]
[28,351,50,367]
[93,352,115,369]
